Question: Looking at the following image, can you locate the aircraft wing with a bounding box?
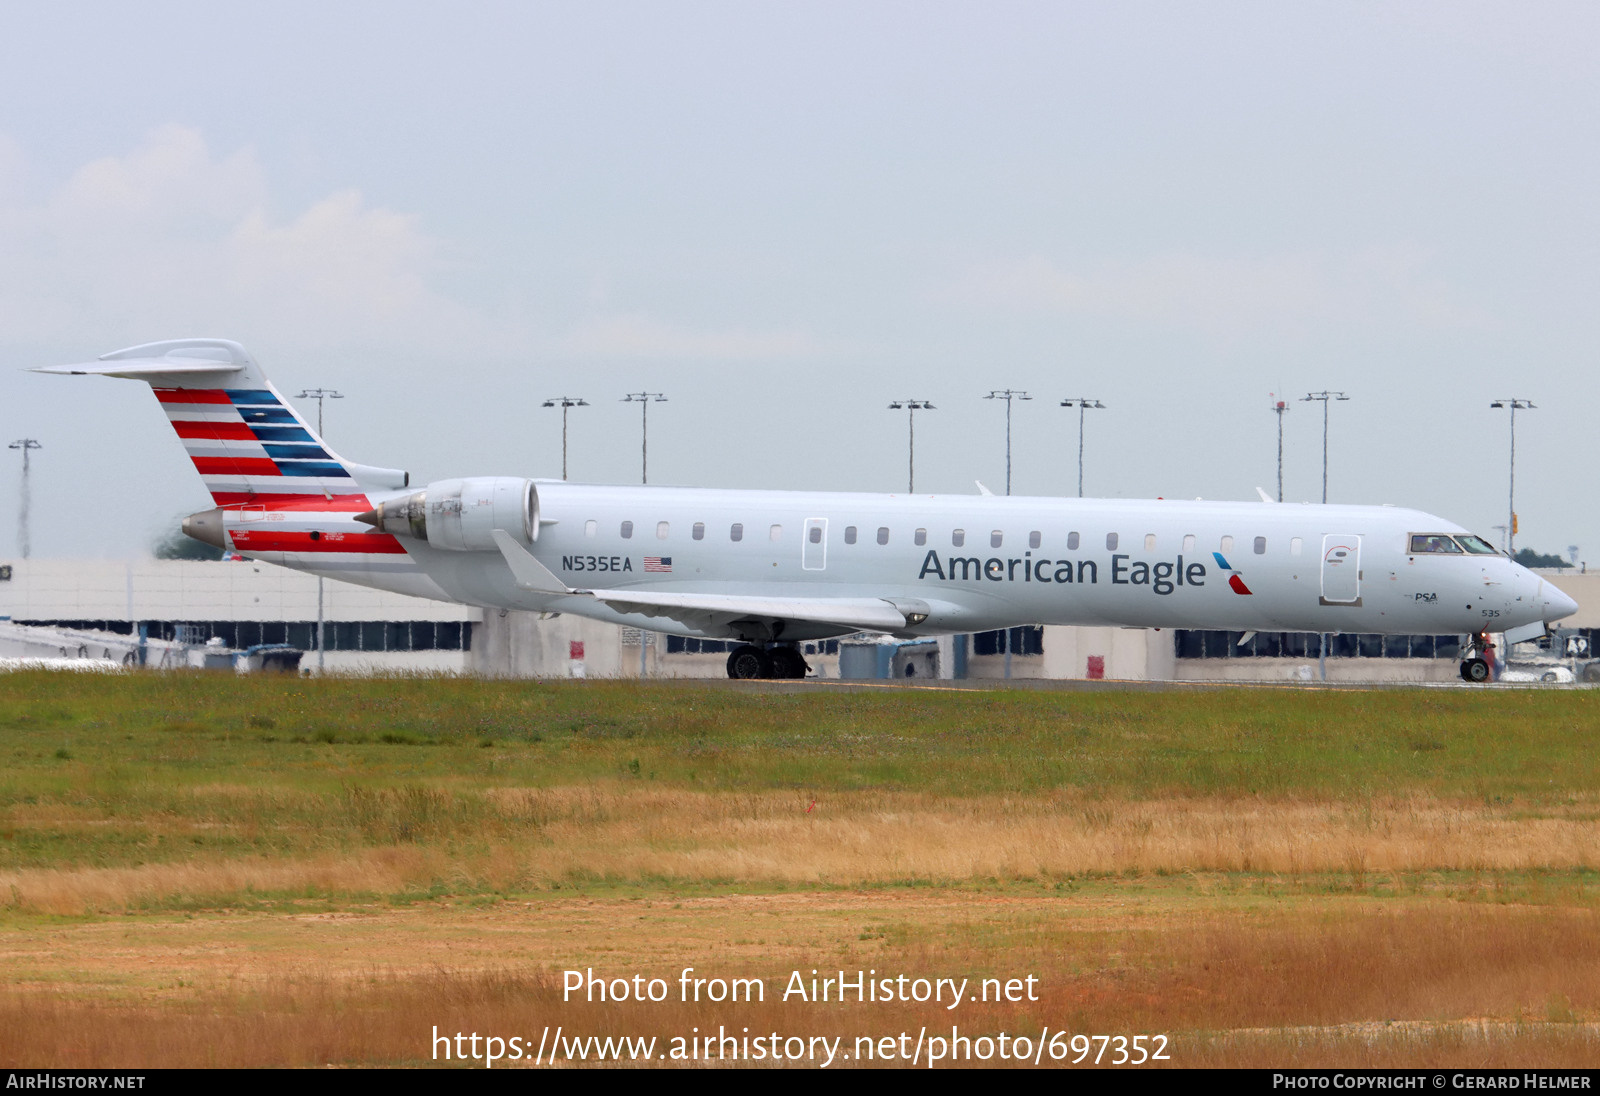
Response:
[490,530,918,634]
[586,589,909,633]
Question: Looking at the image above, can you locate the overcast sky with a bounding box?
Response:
[1,2,1595,562]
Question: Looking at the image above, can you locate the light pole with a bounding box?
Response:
[8,438,40,559]
[295,388,343,437]
[887,400,935,492]
[294,390,342,673]
[1269,394,1289,502]
[984,389,1031,496]
[542,397,589,481]
[1300,391,1349,504]
[1490,399,1535,558]
[1058,398,1105,498]
[620,393,667,485]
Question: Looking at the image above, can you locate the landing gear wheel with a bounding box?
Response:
[768,647,809,679]
[726,645,771,680]
[1460,658,1490,683]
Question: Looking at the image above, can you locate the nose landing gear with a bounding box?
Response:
[726,644,809,679]
[1459,630,1494,683]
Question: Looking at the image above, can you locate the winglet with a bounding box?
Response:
[491,529,574,594]
[1255,487,1274,503]
[975,480,994,497]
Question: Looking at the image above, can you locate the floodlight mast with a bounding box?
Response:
[294,390,343,673]
[620,393,667,485]
[1300,391,1349,504]
[887,400,935,493]
[1270,395,1289,503]
[1059,398,1105,498]
[8,438,41,560]
[541,397,589,481]
[984,389,1031,496]
[295,388,343,437]
[1489,399,1535,557]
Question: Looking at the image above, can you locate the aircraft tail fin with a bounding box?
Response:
[36,339,408,507]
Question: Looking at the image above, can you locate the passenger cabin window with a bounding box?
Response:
[620,521,633,539]
[915,528,927,546]
[692,522,705,541]
[1410,534,1465,554]
[876,527,890,545]
[952,529,966,547]
[730,523,743,542]
[1182,534,1195,553]
[1290,537,1303,556]
[1220,535,1234,552]
[991,530,1003,548]
[1457,534,1498,554]
[584,520,597,537]
[844,526,857,544]
[1106,532,1118,551]
[808,525,822,544]
[657,521,670,539]
[1028,531,1041,549]
[1144,534,1157,551]
[1253,536,1266,555]
[1067,532,1080,550]
[770,524,783,541]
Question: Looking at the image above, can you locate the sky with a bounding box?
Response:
[0,1,1595,561]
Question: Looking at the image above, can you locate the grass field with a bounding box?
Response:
[2,672,1598,1067]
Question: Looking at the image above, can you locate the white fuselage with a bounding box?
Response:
[264,482,1571,643]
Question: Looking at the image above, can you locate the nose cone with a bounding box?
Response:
[1543,582,1579,623]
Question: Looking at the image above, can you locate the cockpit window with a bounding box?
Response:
[1456,534,1498,555]
[1409,534,1464,554]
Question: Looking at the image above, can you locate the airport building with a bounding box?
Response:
[1,558,1592,683]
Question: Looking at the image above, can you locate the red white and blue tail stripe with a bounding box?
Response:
[156,386,365,503]
[37,339,436,590]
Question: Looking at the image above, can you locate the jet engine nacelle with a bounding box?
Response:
[359,477,538,551]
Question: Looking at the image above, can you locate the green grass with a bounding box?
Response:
[2,671,1597,794]
[2,672,1598,876]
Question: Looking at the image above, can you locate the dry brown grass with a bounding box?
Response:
[5,787,1600,916]
[4,897,1600,1067]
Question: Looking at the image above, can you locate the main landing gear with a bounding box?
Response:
[1459,630,1494,683]
[726,644,809,680]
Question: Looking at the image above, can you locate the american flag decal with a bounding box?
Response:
[644,557,672,572]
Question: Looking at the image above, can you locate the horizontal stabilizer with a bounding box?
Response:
[33,338,252,380]
[33,359,244,378]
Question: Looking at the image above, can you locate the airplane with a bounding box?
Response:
[38,338,1578,683]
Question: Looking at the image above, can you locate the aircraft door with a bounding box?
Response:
[802,517,827,571]
[1320,534,1362,605]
